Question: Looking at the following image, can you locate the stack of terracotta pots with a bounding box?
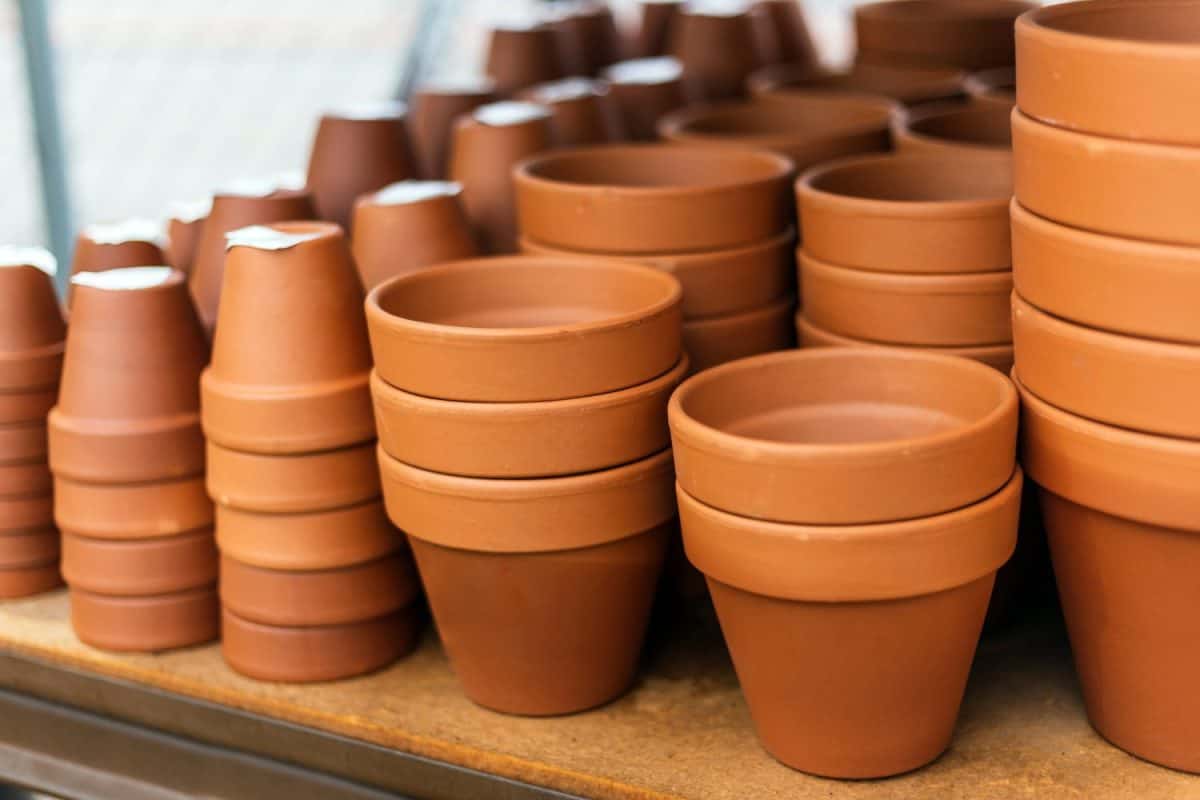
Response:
[0,248,64,598]
[49,267,218,652]
[515,144,796,373]
[367,255,684,715]
[1011,1,1200,773]
[670,348,1020,778]
[201,222,416,683]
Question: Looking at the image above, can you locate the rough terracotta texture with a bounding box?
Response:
[855,0,1034,69]
[407,81,496,180]
[681,296,796,374]
[750,61,964,106]
[893,102,1012,156]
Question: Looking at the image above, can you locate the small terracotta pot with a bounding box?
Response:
[679,469,1020,777]
[520,78,622,147]
[407,79,496,179]
[659,94,895,175]
[219,552,418,627]
[0,386,56,425]
[69,220,166,276]
[669,5,764,101]
[0,259,66,392]
[164,200,209,275]
[548,1,624,75]
[215,499,400,571]
[682,296,796,374]
[448,102,553,254]
[61,528,217,596]
[635,1,682,57]
[796,152,1012,274]
[964,66,1015,109]
[799,251,1012,346]
[854,0,1033,70]
[206,440,379,514]
[49,268,208,483]
[669,348,1017,524]
[0,528,59,568]
[515,144,793,254]
[54,474,213,540]
[749,61,964,106]
[221,607,419,683]
[892,102,1012,156]
[305,103,417,231]
[0,494,53,533]
[0,422,48,467]
[70,586,218,652]
[603,57,687,141]
[484,21,566,94]
[0,459,53,498]
[755,0,818,70]
[0,563,62,598]
[366,256,682,403]
[202,223,374,454]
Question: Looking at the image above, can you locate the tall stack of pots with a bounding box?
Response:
[366,255,685,715]
[1011,0,1200,772]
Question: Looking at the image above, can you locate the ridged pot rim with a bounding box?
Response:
[519,226,796,266]
[794,311,1014,364]
[799,250,1012,293]
[893,101,1013,151]
[1017,0,1200,58]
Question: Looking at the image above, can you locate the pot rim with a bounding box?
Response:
[1017,0,1200,57]
[1013,104,1200,160]
[893,101,1012,150]
[1009,196,1199,261]
[964,66,1015,99]
[657,93,898,148]
[799,250,1012,293]
[795,311,1014,362]
[519,226,796,266]
[683,294,796,328]
[856,0,1034,24]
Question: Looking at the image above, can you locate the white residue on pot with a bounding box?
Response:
[474,101,551,127]
[169,198,211,223]
[72,266,174,290]
[373,181,463,206]
[83,218,166,247]
[532,77,603,103]
[225,225,323,251]
[0,246,57,276]
[687,0,750,17]
[220,170,306,198]
[607,57,683,86]
[417,76,496,95]
[329,100,407,121]
[490,11,546,32]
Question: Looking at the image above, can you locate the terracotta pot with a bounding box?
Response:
[1010,199,1200,344]
[520,228,795,319]
[407,79,496,179]
[0,386,56,425]
[892,102,1012,156]
[70,586,218,652]
[1012,109,1200,247]
[749,61,964,106]
[54,475,213,540]
[202,223,374,454]
[669,348,1017,524]
[515,144,793,254]
[206,440,379,513]
[854,0,1033,70]
[754,0,818,70]
[448,102,553,254]
[0,563,62,598]
[0,493,53,533]
[682,296,796,374]
[61,528,217,596]
[0,256,66,392]
[964,66,1015,108]
[215,499,400,571]
[679,469,1020,777]
[0,528,59,568]
[0,459,53,498]
[305,103,417,231]
[799,251,1012,346]
[520,78,622,147]
[366,256,682,403]
[164,200,209,275]
[485,21,565,94]
[219,552,418,627]
[1016,374,1200,771]
[50,268,208,483]
[603,57,687,141]
[548,1,624,75]
[796,152,1012,274]
[0,422,48,467]
[635,1,682,57]
[659,94,895,174]
[69,219,166,276]
[669,4,764,101]
[222,606,419,683]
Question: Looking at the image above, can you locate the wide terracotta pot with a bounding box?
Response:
[1012,109,1200,247]
[965,66,1015,108]
[682,296,796,374]
[206,440,380,514]
[365,256,682,403]
[800,251,1012,346]
[658,94,895,175]
[70,587,218,652]
[351,181,478,291]
[797,152,1012,273]
[380,448,674,715]
[548,1,623,76]
[603,57,687,142]
[0,563,62,598]
[669,349,1017,524]
[0,528,58,569]
[69,220,166,276]
[1016,375,1200,772]
[407,79,496,179]
[49,268,208,483]
[61,528,217,596]
[54,474,213,540]
[484,21,565,94]
[634,0,681,57]
[514,145,793,254]
[520,78,621,147]
[679,469,1020,777]
[164,200,209,275]
[0,422,48,469]
[520,228,795,320]
[0,460,52,498]
[669,5,764,101]
[0,256,65,392]
[854,0,1034,70]
[893,102,1012,156]
[0,493,53,533]
[749,62,963,106]
[202,223,374,454]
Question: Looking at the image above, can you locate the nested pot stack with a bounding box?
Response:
[201,222,417,683]
[1012,0,1200,773]
[366,255,685,715]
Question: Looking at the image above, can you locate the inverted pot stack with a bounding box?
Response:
[1011,1,1200,773]
[201,223,417,684]
[366,255,685,715]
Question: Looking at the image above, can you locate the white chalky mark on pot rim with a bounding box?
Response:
[72,266,174,290]
[328,100,407,121]
[169,199,211,223]
[533,77,603,103]
[221,170,305,198]
[686,0,749,18]
[373,181,463,206]
[474,101,551,127]
[225,225,323,251]
[83,218,166,247]
[0,246,57,276]
[608,57,683,86]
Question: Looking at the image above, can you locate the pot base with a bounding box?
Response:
[70,586,219,652]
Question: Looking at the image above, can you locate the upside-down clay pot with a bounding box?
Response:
[603,57,687,141]
[206,440,380,513]
[635,0,681,57]
[520,78,621,147]
[164,201,209,275]
[749,61,964,106]
[69,220,166,276]
[668,349,1018,524]
[893,102,1012,156]
[679,469,1020,777]
[449,102,553,254]
[407,79,496,179]
[351,181,478,291]
[0,529,58,568]
[854,0,1034,70]
[796,152,1012,273]
[380,448,674,715]
[682,296,796,374]
[305,102,417,231]
[548,1,624,75]
[201,223,375,454]
[70,587,218,652]
[755,0,818,70]
[61,529,217,596]
[49,268,208,483]
[669,5,764,101]
[799,251,1012,346]
[365,256,682,403]
[215,500,400,571]
[965,66,1015,108]
[0,564,62,598]
[53,474,213,540]
[485,21,565,94]
[0,253,65,392]
[515,145,793,254]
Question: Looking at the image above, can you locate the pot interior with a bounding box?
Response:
[522,147,785,189]
[1034,2,1200,43]
[807,154,1011,203]
[907,104,1011,147]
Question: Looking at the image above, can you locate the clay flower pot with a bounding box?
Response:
[365,256,682,402]
[669,3,764,101]
[0,459,52,498]
[635,0,682,57]
[658,94,895,174]
[749,61,964,106]
[965,66,1015,108]
[754,0,818,70]
[407,79,496,179]
[1016,375,1200,772]
[215,500,400,571]
[520,228,795,319]
[548,1,624,75]
[351,181,478,291]
[796,152,1012,274]
[679,468,1021,777]
[0,424,49,473]
[304,102,417,231]
[603,57,687,141]
[515,144,793,254]
[206,440,379,513]
[448,102,553,254]
[892,102,1012,156]
[49,268,208,483]
[668,349,1018,524]
[61,528,217,596]
[520,78,622,147]
[201,223,375,454]
[854,0,1034,70]
[0,494,54,533]
[0,564,62,598]
[799,251,1012,346]
[0,386,55,426]
[484,19,565,94]
[54,475,213,540]
[0,529,58,569]
[70,586,218,652]
[164,200,210,275]
[69,219,166,275]
[682,296,796,374]
[379,448,674,715]
[0,250,65,392]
